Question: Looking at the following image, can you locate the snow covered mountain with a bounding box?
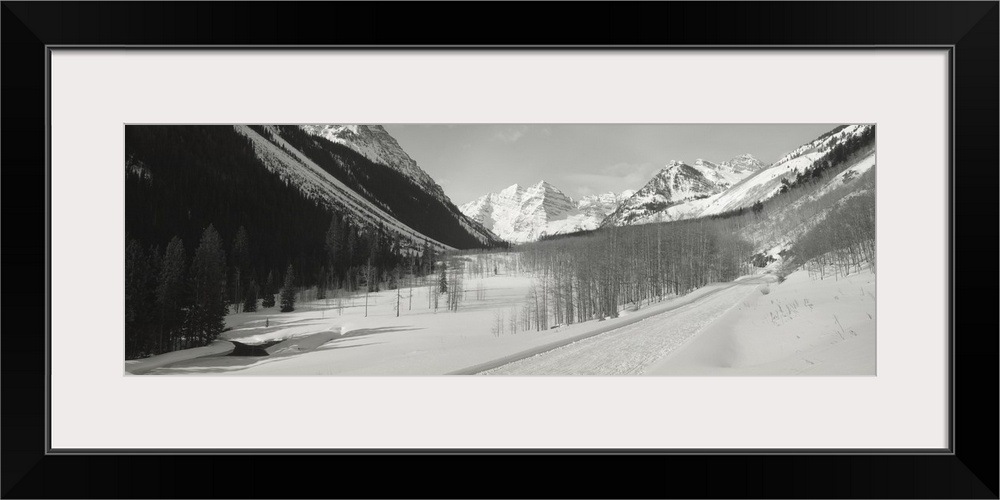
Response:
[602,154,765,226]
[691,155,765,188]
[231,125,502,249]
[300,125,448,204]
[601,127,875,227]
[461,181,634,243]
[606,125,875,226]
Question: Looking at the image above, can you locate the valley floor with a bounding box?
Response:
[648,266,876,375]
[124,265,875,376]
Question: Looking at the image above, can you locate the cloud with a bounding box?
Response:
[601,162,658,186]
[565,162,659,194]
[493,126,527,143]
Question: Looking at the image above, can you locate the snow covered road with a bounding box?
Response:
[480,276,773,375]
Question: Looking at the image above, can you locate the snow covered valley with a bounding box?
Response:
[126,262,874,376]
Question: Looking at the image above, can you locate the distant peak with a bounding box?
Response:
[721,153,765,171]
[726,153,760,162]
[499,183,524,196]
[531,180,563,191]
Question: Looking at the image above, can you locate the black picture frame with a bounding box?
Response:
[3,2,996,498]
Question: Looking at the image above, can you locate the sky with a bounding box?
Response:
[383,124,844,206]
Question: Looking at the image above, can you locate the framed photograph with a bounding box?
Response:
[3,2,996,498]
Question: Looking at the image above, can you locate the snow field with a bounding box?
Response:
[135,255,696,374]
[129,253,771,375]
[125,341,235,375]
[127,255,874,376]
[481,276,772,375]
[646,266,875,375]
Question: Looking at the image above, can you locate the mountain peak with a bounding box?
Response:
[300,124,451,202]
[729,153,759,162]
[499,183,524,197]
[720,153,765,173]
[460,180,606,243]
[532,179,562,191]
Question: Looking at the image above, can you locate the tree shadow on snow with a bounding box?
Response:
[339,326,423,339]
[148,341,385,374]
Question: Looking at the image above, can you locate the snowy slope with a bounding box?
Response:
[806,153,876,200]
[299,124,500,247]
[300,125,448,203]
[235,125,457,250]
[647,267,875,375]
[461,182,634,243]
[691,154,765,188]
[688,124,873,218]
[608,126,872,225]
[603,154,765,226]
[740,153,876,260]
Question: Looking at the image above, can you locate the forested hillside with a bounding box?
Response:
[266,125,499,249]
[124,125,456,358]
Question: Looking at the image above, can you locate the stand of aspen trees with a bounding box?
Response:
[463,216,756,335]
[794,187,877,280]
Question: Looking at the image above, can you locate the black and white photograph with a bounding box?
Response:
[12,0,994,494]
[124,123,876,376]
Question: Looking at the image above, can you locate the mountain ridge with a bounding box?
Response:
[605,125,874,225]
[460,181,634,243]
[602,153,766,227]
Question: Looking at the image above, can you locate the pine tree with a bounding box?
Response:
[230,226,250,312]
[280,264,296,312]
[367,231,380,293]
[189,224,228,345]
[243,277,258,312]
[438,260,448,294]
[316,266,328,300]
[324,215,342,284]
[156,236,188,351]
[125,237,156,358]
[346,225,357,268]
[364,258,373,317]
[262,270,276,308]
[421,240,434,275]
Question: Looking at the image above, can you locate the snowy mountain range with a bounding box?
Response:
[609,125,875,225]
[136,122,872,249]
[460,182,635,243]
[461,125,873,242]
[601,154,766,226]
